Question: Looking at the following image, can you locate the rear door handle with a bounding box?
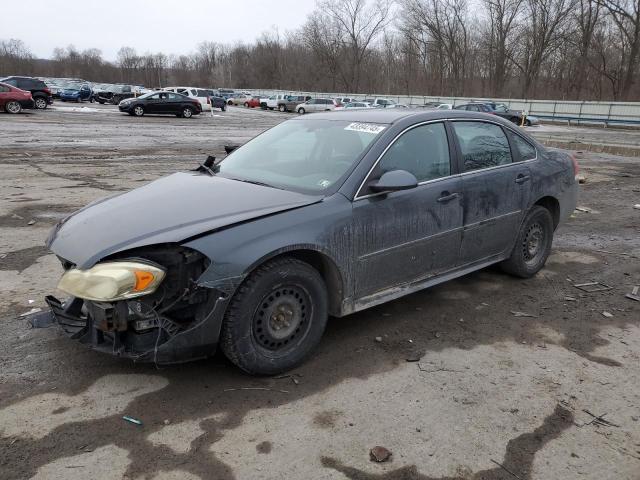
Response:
[437,192,459,203]
[515,174,531,184]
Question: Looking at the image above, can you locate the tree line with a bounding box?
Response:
[2,0,640,101]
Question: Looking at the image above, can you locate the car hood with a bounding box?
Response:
[47,172,322,268]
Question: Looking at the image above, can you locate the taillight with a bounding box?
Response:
[569,152,580,178]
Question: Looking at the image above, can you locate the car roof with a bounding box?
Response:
[292,108,525,128]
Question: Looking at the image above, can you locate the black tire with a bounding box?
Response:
[278,104,286,112]
[33,96,48,109]
[297,107,305,114]
[220,257,328,375]
[133,105,145,117]
[5,101,22,114]
[227,99,233,105]
[76,97,81,103]
[510,116,520,125]
[500,206,554,278]
[181,107,193,118]
[89,96,95,103]
[99,100,105,104]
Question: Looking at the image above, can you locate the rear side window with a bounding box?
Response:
[507,131,537,161]
[452,121,512,172]
[378,123,450,183]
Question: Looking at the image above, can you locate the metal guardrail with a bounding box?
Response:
[246,89,640,126]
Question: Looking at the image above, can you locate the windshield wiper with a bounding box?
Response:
[234,179,278,189]
[194,155,219,176]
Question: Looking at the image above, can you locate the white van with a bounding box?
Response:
[163,86,211,111]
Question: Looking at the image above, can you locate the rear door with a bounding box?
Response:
[352,121,463,297]
[0,84,10,107]
[451,120,532,265]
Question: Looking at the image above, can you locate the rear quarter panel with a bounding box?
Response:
[529,147,578,224]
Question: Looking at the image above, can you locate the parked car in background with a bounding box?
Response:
[163,87,213,112]
[203,90,227,111]
[118,91,202,118]
[436,103,453,109]
[454,102,539,126]
[228,93,253,106]
[265,94,288,110]
[96,84,135,104]
[363,98,398,108]
[295,98,340,114]
[0,82,33,113]
[338,101,372,109]
[59,82,93,103]
[217,88,235,99]
[245,96,261,108]
[277,95,311,112]
[0,76,52,109]
[43,109,578,374]
[334,96,353,105]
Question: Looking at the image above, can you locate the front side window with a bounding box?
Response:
[0,85,9,92]
[218,119,385,193]
[452,121,512,172]
[378,123,451,183]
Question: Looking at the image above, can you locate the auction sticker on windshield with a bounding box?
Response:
[344,123,386,134]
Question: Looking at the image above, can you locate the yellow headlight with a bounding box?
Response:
[57,261,165,302]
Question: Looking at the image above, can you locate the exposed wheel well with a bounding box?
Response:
[254,249,344,317]
[534,196,560,229]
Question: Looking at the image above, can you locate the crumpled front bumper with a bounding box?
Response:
[43,293,229,364]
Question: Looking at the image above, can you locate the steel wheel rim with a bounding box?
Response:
[253,285,311,352]
[522,222,544,264]
[35,98,46,109]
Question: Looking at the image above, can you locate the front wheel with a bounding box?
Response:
[5,101,22,114]
[500,206,554,278]
[182,107,193,118]
[227,100,233,106]
[220,257,328,375]
[34,97,48,109]
[297,107,305,114]
[133,105,145,117]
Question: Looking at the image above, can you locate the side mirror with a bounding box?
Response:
[368,170,418,193]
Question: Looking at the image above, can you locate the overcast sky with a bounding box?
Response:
[5,0,319,61]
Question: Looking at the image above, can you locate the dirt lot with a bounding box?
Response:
[0,104,639,480]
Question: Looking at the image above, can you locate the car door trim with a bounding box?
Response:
[354,118,537,201]
[358,225,464,261]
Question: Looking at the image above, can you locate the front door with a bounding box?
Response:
[450,120,532,265]
[352,122,463,297]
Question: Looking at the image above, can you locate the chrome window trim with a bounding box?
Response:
[353,118,538,201]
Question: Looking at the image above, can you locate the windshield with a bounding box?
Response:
[492,104,509,112]
[64,82,82,90]
[217,119,386,193]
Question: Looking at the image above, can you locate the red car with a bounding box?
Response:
[0,82,34,114]
[245,96,261,108]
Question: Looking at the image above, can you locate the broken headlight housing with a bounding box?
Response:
[57,261,166,302]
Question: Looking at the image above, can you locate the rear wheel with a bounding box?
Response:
[220,257,328,375]
[500,206,554,278]
[5,101,22,114]
[279,104,286,112]
[227,100,233,106]
[34,97,48,109]
[133,105,145,117]
[297,107,305,114]
[244,102,249,108]
[182,107,193,118]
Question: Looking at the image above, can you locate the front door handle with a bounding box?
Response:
[437,192,459,203]
[515,174,531,184]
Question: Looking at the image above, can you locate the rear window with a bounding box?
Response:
[196,89,209,97]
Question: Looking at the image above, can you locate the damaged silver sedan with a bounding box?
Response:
[43,109,578,374]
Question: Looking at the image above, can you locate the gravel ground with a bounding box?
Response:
[0,104,639,480]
